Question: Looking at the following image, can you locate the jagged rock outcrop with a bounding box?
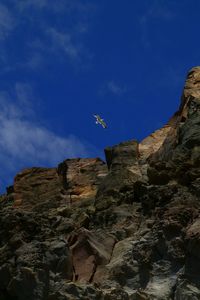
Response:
[1,67,200,299]
[95,141,142,210]
[13,167,63,209]
[12,158,107,210]
[58,158,107,205]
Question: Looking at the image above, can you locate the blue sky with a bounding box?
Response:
[0,0,200,192]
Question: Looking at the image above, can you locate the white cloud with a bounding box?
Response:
[25,52,44,70]
[15,0,95,15]
[141,2,175,23]
[0,85,94,190]
[139,1,175,48]
[0,1,95,73]
[16,0,71,13]
[15,82,34,107]
[27,27,90,67]
[0,3,15,40]
[16,0,48,10]
[46,28,80,61]
[107,81,127,96]
[99,80,127,97]
[0,117,88,165]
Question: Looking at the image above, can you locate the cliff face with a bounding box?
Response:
[1,67,200,299]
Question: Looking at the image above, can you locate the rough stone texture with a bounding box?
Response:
[1,67,200,299]
[12,158,107,210]
[105,140,139,171]
[69,228,116,283]
[58,158,107,205]
[95,141,142,211]
[139,115,177,163]
[13,167,62,209]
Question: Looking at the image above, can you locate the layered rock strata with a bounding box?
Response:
[1,67,200,299]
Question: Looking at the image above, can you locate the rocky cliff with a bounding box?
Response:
[1,67,200,299]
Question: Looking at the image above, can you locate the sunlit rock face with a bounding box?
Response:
[12,157,107,210]
[13,167,63,209]
[145,67,200,187]
[1,67,200,299]
[58,158,108,205]
[139,66,200,164]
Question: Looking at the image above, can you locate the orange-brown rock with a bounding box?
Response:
[58,158,107,205]
[68,228,116,283]
[13,167,62,209]
[140,66,200,163]
[1,67,200,299]
[13,158,107,209]
[139,115,177,163]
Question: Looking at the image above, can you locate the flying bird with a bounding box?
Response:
[93,114,107,128]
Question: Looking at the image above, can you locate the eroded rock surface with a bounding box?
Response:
[1,67,200,299]
[12,157,107,210]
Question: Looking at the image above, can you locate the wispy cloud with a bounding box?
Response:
[46,28,80,62]
[139,1,175,48]
[0,84,94,191]
[0,117,88,165]
[99,80,127,97]
[23,52,44,70]
[141,1,175,23]
[26,24,93,69]
[15,82,34,107]
[107,81,127,96]
[0,3,15,40]
[0,1,96,73]
[16,0,48,10]
[16,0,96,15]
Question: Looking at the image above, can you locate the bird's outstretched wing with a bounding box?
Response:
[93,114,100,119]
[93,114,107,128]
[100,120,107,128]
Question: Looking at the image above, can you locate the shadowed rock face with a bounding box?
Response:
[95,141,142,211]
[105,140,139,171]
[1,67,200,299]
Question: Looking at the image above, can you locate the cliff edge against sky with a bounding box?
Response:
[0,67,200,299]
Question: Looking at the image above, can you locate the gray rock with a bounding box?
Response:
[1,67,200,299]
[175,280,200,300]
